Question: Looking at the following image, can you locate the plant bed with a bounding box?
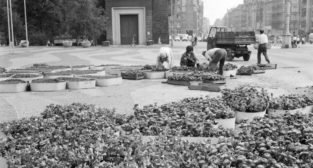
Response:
[12,74,43,83]
[236,66,254,76]
[72,70,106,77]
[81,40,91,48]
[30,79,66,92]
[0,73,13,81]
[222,86,270,123]
[223,63,238,77]
[72,65,90,71]
[202,73,225,83]
[188,82,223,92]
[8,69,41,75]
[167,80,190,86]
[82,75,123,87]
[269,94,313,116]
[57,77,96,89]
[0,79,27,93]
[121,70,145,80]
[63,40,72,47]
[143,71,166,79]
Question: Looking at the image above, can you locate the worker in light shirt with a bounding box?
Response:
[202,48,226,75]
[156,47,173,70]
[257,30,271,64]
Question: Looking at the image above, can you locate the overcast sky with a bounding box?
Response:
[203,0,243,24]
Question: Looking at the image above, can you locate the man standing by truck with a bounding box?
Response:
[257,30,271,64]
[202,48,227,75]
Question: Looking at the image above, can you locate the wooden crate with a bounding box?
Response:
[257,64,277,70]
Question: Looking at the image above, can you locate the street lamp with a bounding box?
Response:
[282,0,292,48]
[7,0,14,48]
[24,0,29,47]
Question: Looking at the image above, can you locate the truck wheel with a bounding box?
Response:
[243,54,250,61]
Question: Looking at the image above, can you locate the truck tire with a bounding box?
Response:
[243,54,250,61]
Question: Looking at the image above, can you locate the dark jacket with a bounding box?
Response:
[180,52,198,67]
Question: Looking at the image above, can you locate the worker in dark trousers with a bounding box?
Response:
[202,48,226,75]
[257,30,270,64]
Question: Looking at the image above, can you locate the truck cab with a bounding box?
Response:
[207,26,256,61]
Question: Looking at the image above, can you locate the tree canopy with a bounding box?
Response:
[0,0,107,45]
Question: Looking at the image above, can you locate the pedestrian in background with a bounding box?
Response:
[180,45,198,67]
[257,30,270,64]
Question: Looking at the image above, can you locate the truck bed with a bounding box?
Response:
[216,31,256,45]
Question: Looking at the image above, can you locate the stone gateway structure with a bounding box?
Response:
[106,0,170,45]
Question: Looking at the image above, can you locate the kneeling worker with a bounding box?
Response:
[202,48,227,75]
[156,47,173,70]
[180,45,198,67]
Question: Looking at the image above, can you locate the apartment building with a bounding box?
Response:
[169,0,204,36]
[222,0,313,37]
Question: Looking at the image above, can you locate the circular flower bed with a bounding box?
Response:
[30,79,67,92]
[0,79,27,93]
[12,74,43,83]
[82,75,123,87]
[44,71,74,79]
[269,94,313,116]
[72,70,106,77]
[222,86,270,122]
[58,77,96,89]
[0,73,13,81]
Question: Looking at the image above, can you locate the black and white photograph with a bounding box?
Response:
[0,0,313,167]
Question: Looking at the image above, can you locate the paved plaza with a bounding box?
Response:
[0,42,312,123]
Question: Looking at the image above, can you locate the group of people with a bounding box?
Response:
[156,30,271,75]
[156,45,227,75]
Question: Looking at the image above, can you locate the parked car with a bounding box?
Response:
[174,36,181,41]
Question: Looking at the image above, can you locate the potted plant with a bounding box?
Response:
[72,65,91,71]
[0,79,27,93]
[63,40,73,47]
[222,86,270,123]
[81,40,91,48]
[121,70,145,80]
[201,72,226,83]
[44,71,74,79]
[30,79,67,92]
[269,94,313,116]
[0,73,13,81]
[82,75,123,87]
[223,63,238,77]
[58,77,96,90]
[236,66,254,76]
[12,73,43,83]
[177,97,236,129]
[167,73,201,86]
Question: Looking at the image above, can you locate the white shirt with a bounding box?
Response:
[258,34,268,44]
[156,47,173,69]
[204,48,221,61]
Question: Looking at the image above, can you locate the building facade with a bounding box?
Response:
[222,0,313,37]
[105,0,170,45]
[169,0,204,36]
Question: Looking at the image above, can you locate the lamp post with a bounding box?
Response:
[6,0,11,47]
[282,0,291,48]
[7,0,14,48]
[24,0,29,47]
